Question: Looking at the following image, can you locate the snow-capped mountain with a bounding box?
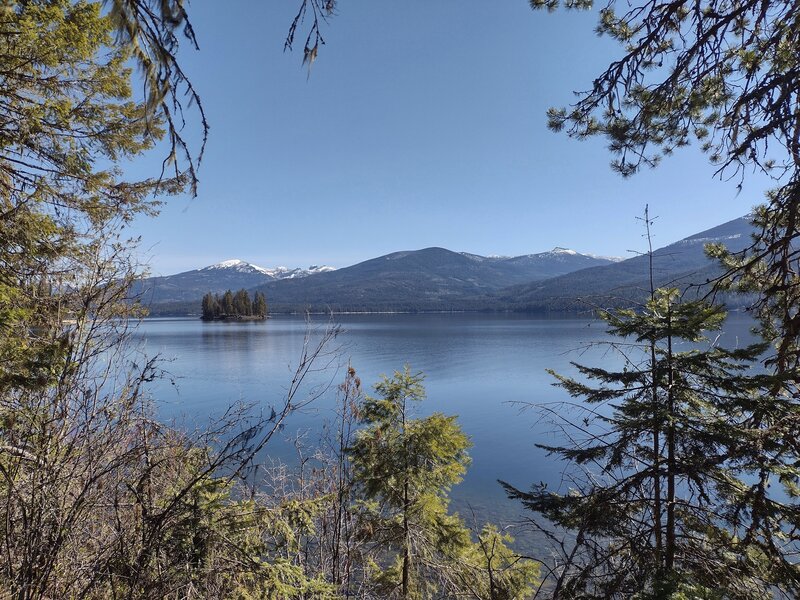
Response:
[250,247,617,312]
[200,259,273,275]
[200,259,335,279]
[131,259,335,305]
[541,247,624,262]
[140,216,755,315]
[500,216,755,311]
[459,247,622,264]
[461,247,619,277]
[542,246,578,256]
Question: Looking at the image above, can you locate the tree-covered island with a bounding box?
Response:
[201,289,268,321]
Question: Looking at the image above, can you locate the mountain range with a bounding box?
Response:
[255,247,620,312]
[139,248,618,314]
[139,216,755,315]
[498,216,755,312]
[130,259,335,304]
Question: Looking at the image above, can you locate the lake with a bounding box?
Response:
[134,312,757,527]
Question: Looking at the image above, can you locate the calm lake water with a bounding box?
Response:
[133,312,757,525]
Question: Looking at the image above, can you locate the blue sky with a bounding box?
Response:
[128,1,766,275]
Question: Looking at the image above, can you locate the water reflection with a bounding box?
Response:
[134,312,758,519]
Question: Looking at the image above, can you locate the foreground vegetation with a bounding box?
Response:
[0,6,536,596]
[2,0,800,598]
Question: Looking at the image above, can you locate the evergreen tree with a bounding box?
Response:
[521,3,800,591]
[253,291,268,318]
[201,292,216,320]
[222,290,235,316]
[233,289,252,317]
[528,0,800,378]
[202,290,266,320]
[350,367,537,599]
[503,290,795,597]
[0,1,342,596]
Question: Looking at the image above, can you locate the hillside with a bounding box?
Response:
[495,216,755,312]
[131,259,334,305]
[139,218,755,315]
[253,247,616,312]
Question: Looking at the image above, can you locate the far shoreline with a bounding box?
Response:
[199,315,268,322]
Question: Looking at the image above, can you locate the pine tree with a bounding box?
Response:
[233,289,251,317]
[502,289,794,597]
[525,3,800,567]
[527,0,800,377]
[350,367,537,599]
[510,3,800,588]
[253,291,268,319]
[222,290,235,317]
[201,293,215,320]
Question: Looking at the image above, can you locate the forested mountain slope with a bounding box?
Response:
[494,217,754,312]
[132,260,334,304]
[142,218,753,314]
[254,246,615,312]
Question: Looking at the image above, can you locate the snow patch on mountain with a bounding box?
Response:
[460,248,622,262]
[530,248,625,262]
[274,265,337,279]
[201,259,335,279]
[307,265,336,274]
[459,252,495,262]
[202,259,274,275]
[586,253,625,262]
[676,233,743,246]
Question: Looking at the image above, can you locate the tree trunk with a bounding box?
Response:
[401,394,410,598]
[645,205,664,568]
[665,306,676,571]
[402,478,410,598]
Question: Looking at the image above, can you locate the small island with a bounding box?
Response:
[201,289,268,321]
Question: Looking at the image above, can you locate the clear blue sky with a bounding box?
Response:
[128,1,766,276]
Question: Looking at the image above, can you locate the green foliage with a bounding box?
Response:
[0,8,182,590]
[224,496,339,600]
[253,291,269,318]
[0,2,280,597]
[234,288,253,316]
[528,0,800,592]
[350,367,469,598]
[202,289,266,320]
[350,366,470,507]
[0,0,168,400]
[88,442,338,599]
[351,367,537,599]
[505,289,795,597]
[530,0,800,403]
[455,525,541,600]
